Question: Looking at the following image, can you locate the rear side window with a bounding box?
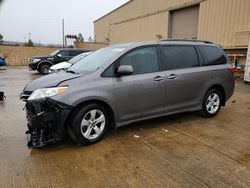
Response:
[161,46,199,70]
[199,46,227,66]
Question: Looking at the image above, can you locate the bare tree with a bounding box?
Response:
[78,33,84,42]
[0,34,3,45]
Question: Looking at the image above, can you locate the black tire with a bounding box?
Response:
[201,89,222,117]
[38,63,51,74]
[68,104,109,146]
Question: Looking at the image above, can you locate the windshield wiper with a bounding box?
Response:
[66,70,79,75]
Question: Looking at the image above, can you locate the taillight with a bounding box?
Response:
[229,66,236,73]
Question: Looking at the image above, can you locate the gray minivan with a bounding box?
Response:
[21,39,235,148]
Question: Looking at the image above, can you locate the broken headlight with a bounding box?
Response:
[28,87,68,101]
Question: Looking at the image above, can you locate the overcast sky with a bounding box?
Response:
[0,0,128,44]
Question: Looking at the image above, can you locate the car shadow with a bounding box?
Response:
[112,111,201,135]
[28,111,201,154]
[29,72,42,80]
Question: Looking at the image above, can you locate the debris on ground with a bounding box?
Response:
[162,128,168,133]
[139,128,143,131]
[232,100,236,103]
[133,135,140,138]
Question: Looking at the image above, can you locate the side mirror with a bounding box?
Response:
[57,54,62,58]
[117,65,134,76]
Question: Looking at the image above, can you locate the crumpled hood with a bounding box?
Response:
[23,72,80,92]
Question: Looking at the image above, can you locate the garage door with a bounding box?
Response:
[169,5,199,39]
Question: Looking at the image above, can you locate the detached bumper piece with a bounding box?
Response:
[25,98,72,148]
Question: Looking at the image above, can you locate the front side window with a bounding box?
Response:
[199,46,227,66]
[119,46,159,75]
[58,50,69,57]
[102,63,115,77]
[161,45,199,70]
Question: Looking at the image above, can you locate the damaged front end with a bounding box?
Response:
[24,98,72,148]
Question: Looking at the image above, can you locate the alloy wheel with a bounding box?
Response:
[206,93,220,114]
[80,109,105,140]
[41,65,50,74]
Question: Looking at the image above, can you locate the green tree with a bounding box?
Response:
[24,39,34,47]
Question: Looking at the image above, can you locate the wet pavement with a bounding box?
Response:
[0,66,250,187]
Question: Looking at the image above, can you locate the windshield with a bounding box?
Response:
[49,50,60,56]
[68,53,90,64]
[68,46,127,74]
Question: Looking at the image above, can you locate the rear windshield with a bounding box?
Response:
[199,46,227,66]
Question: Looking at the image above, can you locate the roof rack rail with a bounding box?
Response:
[160,38,213,44]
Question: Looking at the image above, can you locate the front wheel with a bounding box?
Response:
[68,104,109,145]
[38,63,51,74]
[201,89,222,117]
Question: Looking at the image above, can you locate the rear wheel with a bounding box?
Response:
[201,89,222,117]
[68,104,109,145]
[38,63,51,74]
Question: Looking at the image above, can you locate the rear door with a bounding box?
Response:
[160,45,210,112]
[112,46,166,122]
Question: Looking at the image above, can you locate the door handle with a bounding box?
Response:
[167,74,177,80]
[153,76,164,82]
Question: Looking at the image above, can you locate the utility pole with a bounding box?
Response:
[62,19,65,48]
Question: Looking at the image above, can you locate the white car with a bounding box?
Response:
[49,52,92,73]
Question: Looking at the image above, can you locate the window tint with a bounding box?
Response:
[102,64,115,77]
[199,46,227,66]
[69,50,82,56]
[161,46,199,70]
[119,47,159,75]
[58,50,69,57]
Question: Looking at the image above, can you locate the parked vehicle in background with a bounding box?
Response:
[0,54,6,66]
[28,48,90,74]
[21,39,235,148]
[49,51,92,73]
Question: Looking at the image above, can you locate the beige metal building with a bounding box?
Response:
[94,0,250,64]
